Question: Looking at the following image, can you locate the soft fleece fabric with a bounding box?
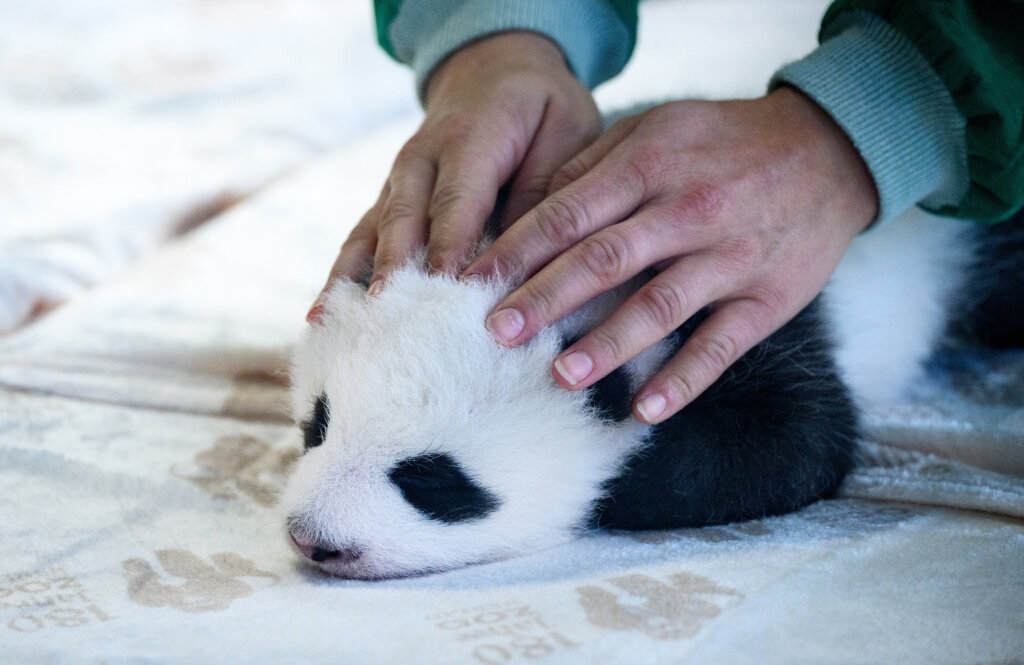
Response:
[2,2,1022,662]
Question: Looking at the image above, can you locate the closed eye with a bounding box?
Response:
[301,393,329,451]
[388,453,500,523]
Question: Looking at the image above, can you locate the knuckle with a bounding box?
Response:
[488,252,527,282]
[740,296,782,338]
[534,193,590,248]
[717,236,760,272]
[678,182,728,223]
[427,247,466,274]
[439,112,477,142]
[694,333,739,376]
[378,198,419,233]
[577,232,632,285]
[517,280,558,322]
[428,179,467,218]
[636,281,688,330]
[623,144,666,192]
[517,171,552,199]
[373,246,404,272]
[393,139,426,168]
[340,225,374,253]
[550,159,588,193]
[660,371,699,407]
[754,288,786,319]
[587,328,628,366]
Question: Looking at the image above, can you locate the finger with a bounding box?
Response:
[545,112,642,195]
[307,191,386,322]
[426,146,509,274]
[496,109,601,231]
[632,298,779,424]
[485,207,690,346]
[464,141,649,282]
[551,252,730,389]
[371,149,437,286]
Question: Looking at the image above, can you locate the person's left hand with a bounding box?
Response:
[463,87,878,424]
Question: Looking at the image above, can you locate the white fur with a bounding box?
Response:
[281,208,975,579]
[824,207,972,405]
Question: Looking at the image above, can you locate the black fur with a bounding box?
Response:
[389,453,501,523]
[586,367,635,422]
[594,299,859,529]
[949,208,1024,348]
[302,393,330,451]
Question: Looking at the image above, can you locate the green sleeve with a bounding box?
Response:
[372,0,634,82]
[825,0,1024,223]
[605,0,640,52]
[374,0,402,61]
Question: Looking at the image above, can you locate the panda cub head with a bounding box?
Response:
[281,264,650,579]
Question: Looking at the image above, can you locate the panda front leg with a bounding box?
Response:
[592,299,859,529]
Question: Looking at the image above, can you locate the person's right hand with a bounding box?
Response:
[309,30,602,316]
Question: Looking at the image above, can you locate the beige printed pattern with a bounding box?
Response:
[577,572,742,640]
[171,435,298,507]
[426,601,581,663]
[2,567,118,633]
[123,550,278,613]
[221,369,292,422]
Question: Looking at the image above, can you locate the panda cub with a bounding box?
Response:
[281,204,1022,580]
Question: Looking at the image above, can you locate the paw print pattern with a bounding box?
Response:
[122,550,279,613]
[171,435,299,507]
[576,572,742,640]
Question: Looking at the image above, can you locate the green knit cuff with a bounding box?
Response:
[770,10,968,227]
[386,0,634,101]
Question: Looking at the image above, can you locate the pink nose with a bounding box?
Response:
[289,531,361,564]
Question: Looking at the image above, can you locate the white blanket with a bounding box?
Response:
[2,1,1022,663]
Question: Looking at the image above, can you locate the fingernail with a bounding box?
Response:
[553,352,593,386]
[305,302,325,324]
[636,393,666,423]
[485,308,524,343]
[367,280,384,297]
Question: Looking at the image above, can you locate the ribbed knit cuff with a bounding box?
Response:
[387,0,632,101]
[770,10,968,227]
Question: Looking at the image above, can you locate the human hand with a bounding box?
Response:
[308,31,601,317]
[464,87,878,424]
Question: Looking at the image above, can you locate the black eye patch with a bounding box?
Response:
[388,453,500,523]
[301,393,330,451]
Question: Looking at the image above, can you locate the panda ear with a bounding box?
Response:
[307,277,372,326]
[561,337,635,422]
[353,271,372,290]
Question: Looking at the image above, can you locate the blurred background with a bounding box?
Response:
[0,0,827,334]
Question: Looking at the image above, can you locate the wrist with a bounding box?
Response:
[768,86,878,235]
[425,31,570,107]
[769,10,967,227]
